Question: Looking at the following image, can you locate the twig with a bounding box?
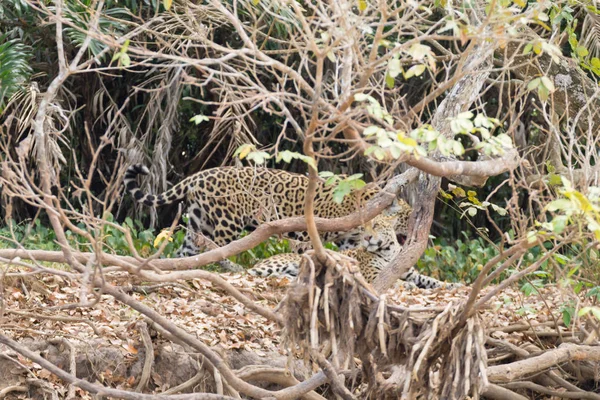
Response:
[135,322,154,392]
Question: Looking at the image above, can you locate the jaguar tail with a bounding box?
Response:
[124,164,188,207]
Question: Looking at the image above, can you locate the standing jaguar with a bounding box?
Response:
[124,165,410,257]
[249,212,462,290]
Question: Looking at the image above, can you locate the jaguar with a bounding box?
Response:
[124,165,411,257]
[249,213,462,290]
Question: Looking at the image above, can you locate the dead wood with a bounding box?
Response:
[487,343,600,384]
[281,252,487,399]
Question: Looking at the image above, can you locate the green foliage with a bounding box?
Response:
[0,35,32,109]
[234,144,272,165]
[61,1,132,60]
[0,216,185,258]
[417,235,499,283]
[232,234,291,267]
[0,219,58,251]
[560,301,575,327]
[101,213,185,257]
[0,217,291,269]
[544,177,600,240]
[319,172,366,204]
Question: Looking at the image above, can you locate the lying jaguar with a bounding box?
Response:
[124,165,410,256]
[249,211,462,290]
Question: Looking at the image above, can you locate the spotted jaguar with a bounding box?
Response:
[249,213,462,290]
[124,165,410,257]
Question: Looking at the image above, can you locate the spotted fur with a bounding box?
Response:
[249,213,462,290]
[124,165,411,257]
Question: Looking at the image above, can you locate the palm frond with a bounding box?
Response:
[0,36,33,110]
[581,11,600,61]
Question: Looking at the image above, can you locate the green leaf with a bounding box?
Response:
[247,150,272,165]
[562,308,572,327]
[491,204,507,216]
[347,173,364,181]
[576,46,589,57]
[579,306,600,321]
[408,43,431,60]
[354,93,369,101]
[120,53,131,67]
[452,140,465,156]
[298,155,317,170]
[163,0,172,10]
[522,43,533,55]
[333,181,352,204]
[373,147,386,160]
[546,199,573,212]
[389,144,402,159]
[319,171,335,178]
[551,216,568,234]
[190,115,209,124]
[350,179,366,190]
[276,150,295,163]
[385,73,395,89]
[364,145,378,156]
[527,78,541,91]
[547,173,562,186]
[363,126,380,136]
[521,282,537,296]
[540,76,555,92]
[388,58,402,78]
[325,176,338,186]
[404,64,426,79]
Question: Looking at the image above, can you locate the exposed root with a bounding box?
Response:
[281,251,487,399]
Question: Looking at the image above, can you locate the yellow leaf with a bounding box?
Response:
[358,0,367,11]
[565,190,594,213]
[398,136,418,147]
[238,145,254,160]
[439,190,453,200]
[154,230,173,248]
[163,0,172,10]
[451,187,466,198]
